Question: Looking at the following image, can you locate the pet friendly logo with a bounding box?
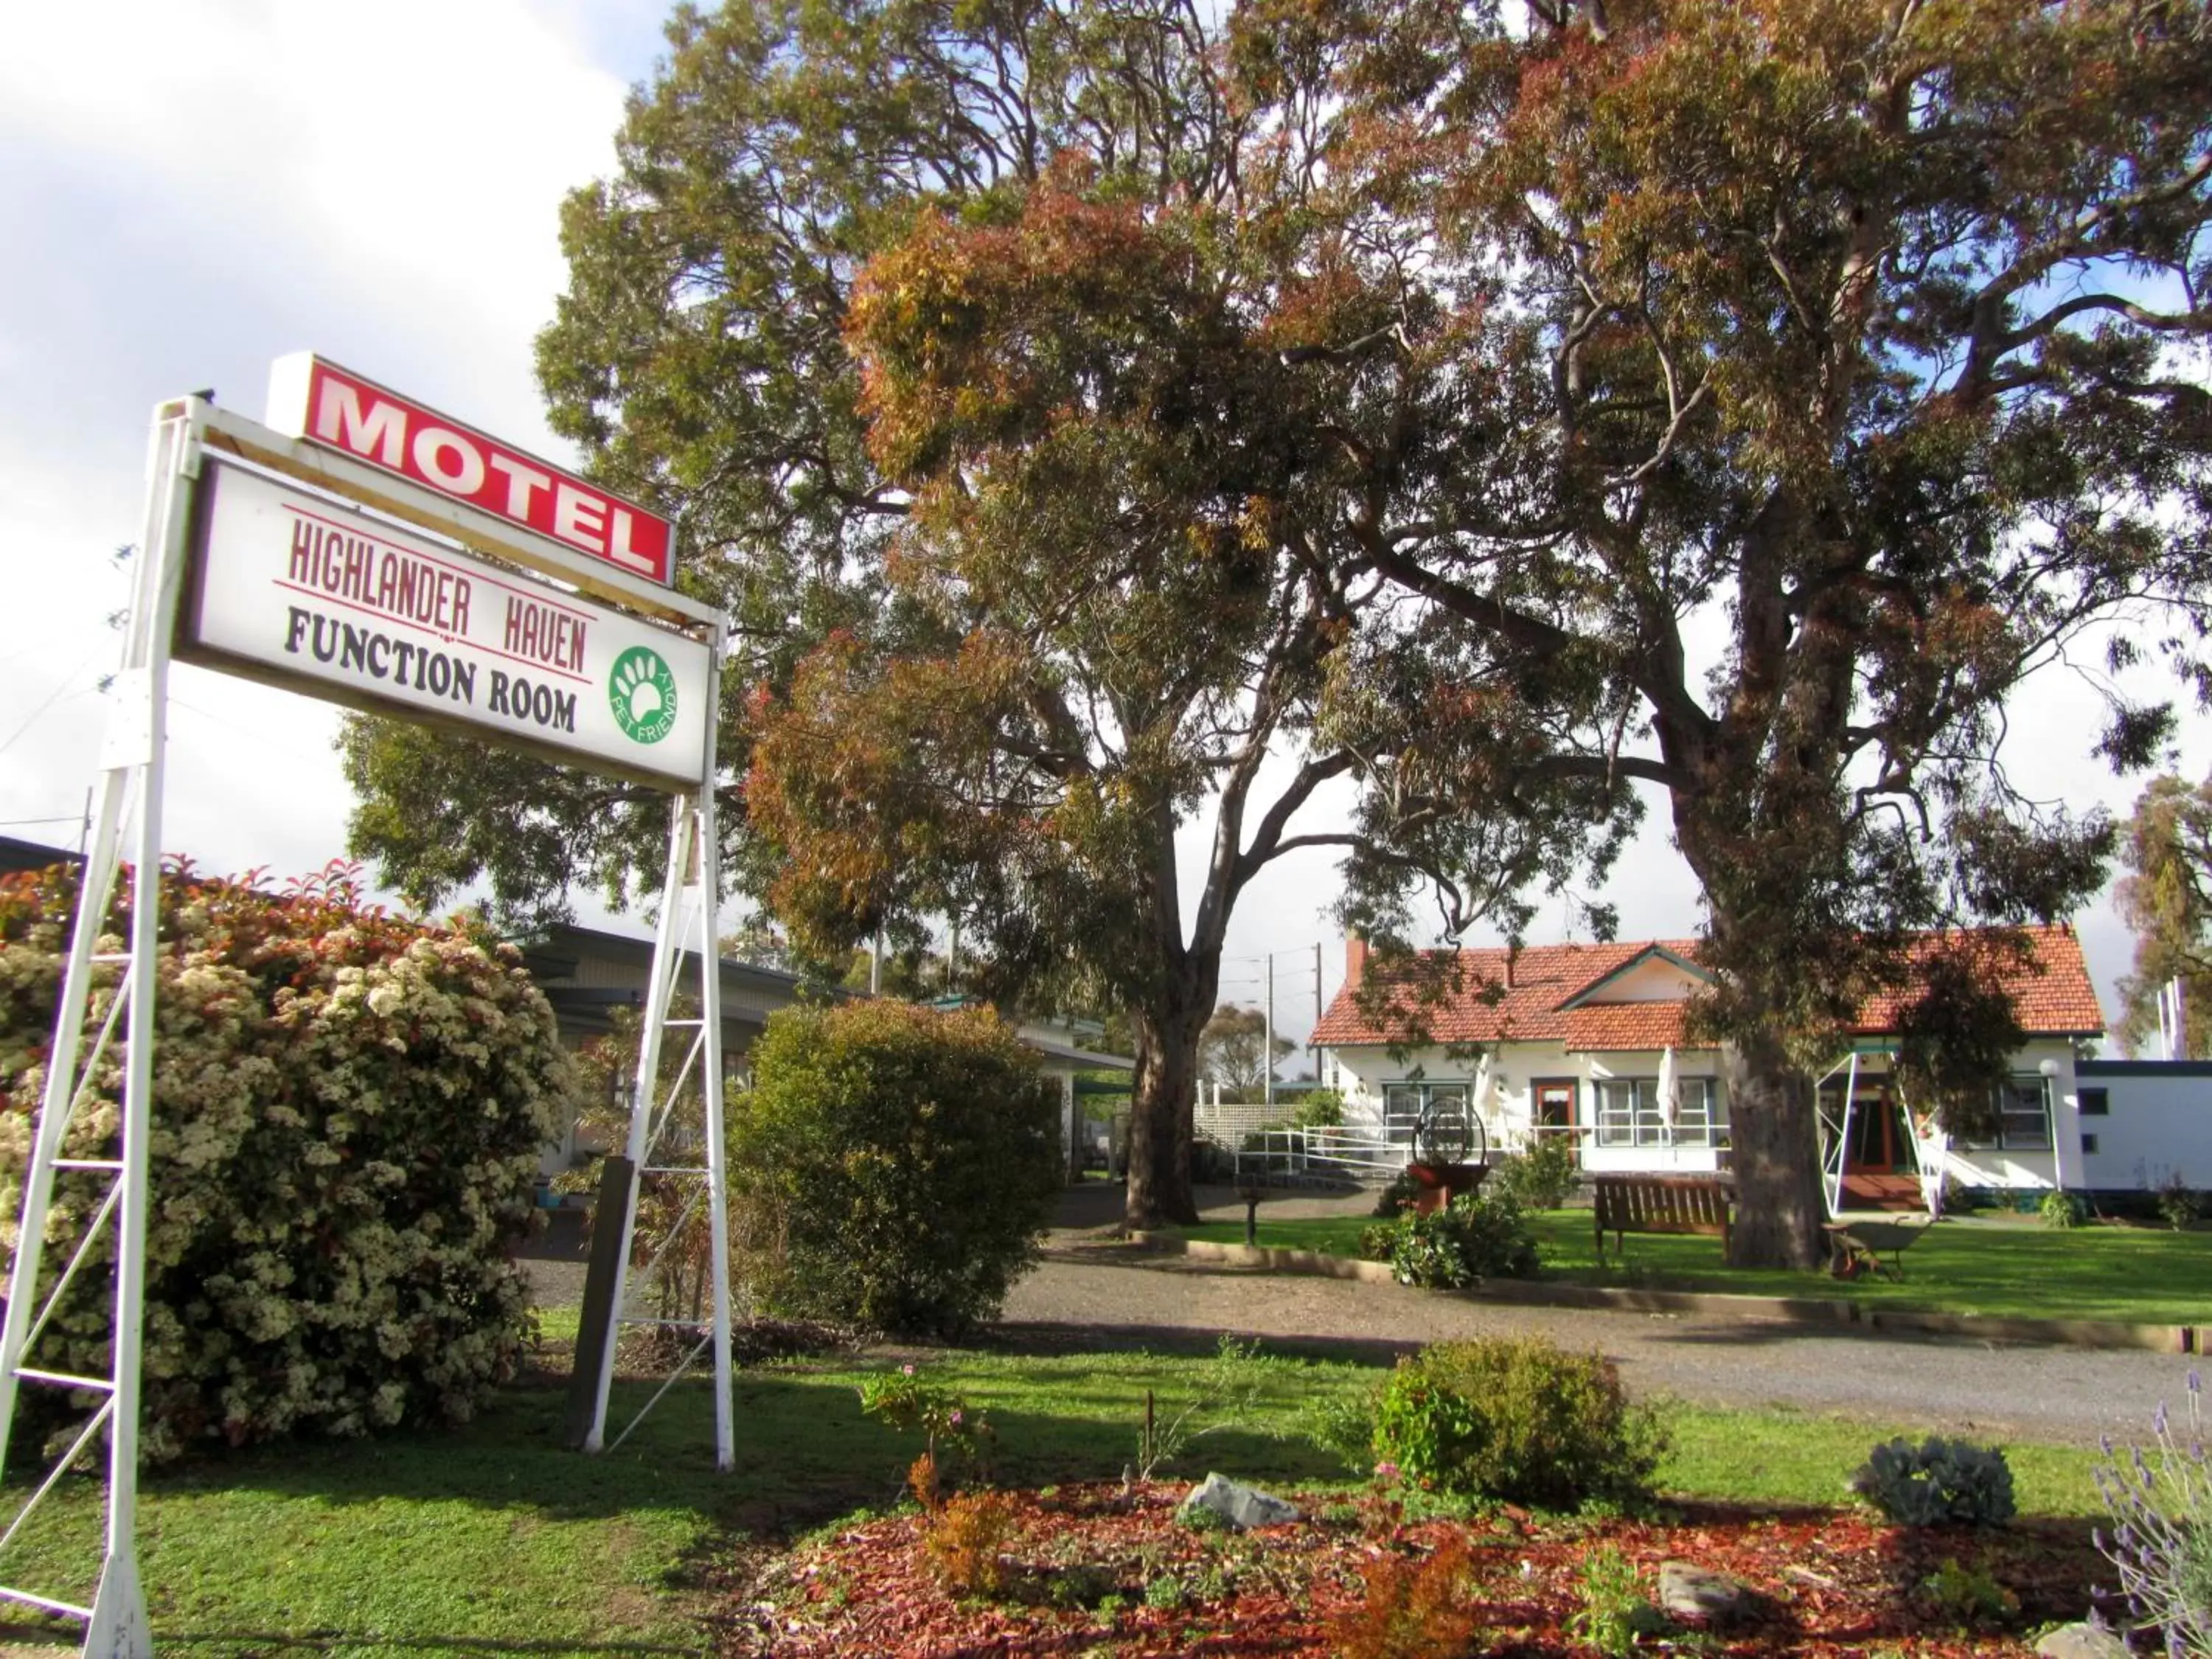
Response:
[608,646,678,744]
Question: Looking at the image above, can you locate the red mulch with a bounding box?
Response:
[716,1484,2116,1655]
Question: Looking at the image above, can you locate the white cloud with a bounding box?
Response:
[0,0,632,890]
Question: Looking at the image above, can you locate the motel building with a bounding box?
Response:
[1312,929,2212,1211]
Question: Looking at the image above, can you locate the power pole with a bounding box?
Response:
[1312,941,1324,1081]
[1263,954,1275,1111]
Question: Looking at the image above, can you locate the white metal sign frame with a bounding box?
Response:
[0,393,734,1655]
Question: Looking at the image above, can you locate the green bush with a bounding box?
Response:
[0,860,570,1461]
[2156,1172,2203,1231]
[1371,1336,1667,1507]
[728,998,1061,1336]
[1372,1169,1419,1218]
[1290,1088,1344,1130]
[2039,1189,2084,1229]
[1381,1191,1540,1287]
[1849,1436,2017,1526]
[1486,1135,1580,1211]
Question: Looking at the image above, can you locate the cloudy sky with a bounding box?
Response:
[0,0,2200,1049]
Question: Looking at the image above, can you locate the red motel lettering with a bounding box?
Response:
[272,355,674,585]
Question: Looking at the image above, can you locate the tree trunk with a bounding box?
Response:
[1124,1022,1202,1229]
[1721,1028,1829,1270]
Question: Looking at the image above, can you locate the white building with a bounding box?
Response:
[1310,928,2175,1210]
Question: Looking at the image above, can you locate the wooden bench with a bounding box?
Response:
[1591,1174,1734,1259]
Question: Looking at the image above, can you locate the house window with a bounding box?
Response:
[1382,1082,1472,1147]
[1961,1075,2053,1152]
[2081,1133,2100,1155]
[1594,1077,1728,1148]
[2079,1087,2110,1117]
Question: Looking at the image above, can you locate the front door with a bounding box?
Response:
[1829,1082,1920,1209]
[1533,1079,1580,1165]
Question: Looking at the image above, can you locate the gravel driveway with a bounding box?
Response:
[993,1184,2196,1448]
[522,1182,2197,1448]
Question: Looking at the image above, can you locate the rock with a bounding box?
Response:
[2034,1621,2130,1658]
[1657,1561,1751,1622]
[1178,1472,1303,1530]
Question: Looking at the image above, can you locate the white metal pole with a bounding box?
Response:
[86,397,197,1658]
[585,796,694,1453]
[694,642,734,1472]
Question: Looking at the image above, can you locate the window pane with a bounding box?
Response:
[1675,1079,1714,1147]
[1596,1080,1635,1147]
[1999,1078,2051,1150]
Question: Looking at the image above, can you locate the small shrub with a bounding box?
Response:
[1487,1135,1580,1211]
[1143,1573,1187,1610]
[925,1489,1018,1597]
[2093,1370,2212,1656]
[1919,1557,2018,1626]
[859,1364,992,1503]
[1371,1336,1667,1508]
[1383,1191,1540,1287]
[1328,1532,1481,1659]
[1374,1169,1419,1219]
[1849,1436,2017,1527]
[1568,1545,1668,1658]
[2157,1172,2204,1231]
[2040,1189,2085,1229]
[1292,1088,1346,1130]
[729,999,1062,1337]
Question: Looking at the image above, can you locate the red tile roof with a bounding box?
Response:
[1314,925,2104,1049]
[1562,1003,1689,1052]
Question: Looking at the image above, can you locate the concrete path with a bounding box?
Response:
[998,1183,2196,1448]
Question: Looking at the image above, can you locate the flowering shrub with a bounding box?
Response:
[0,859,573,1460]
[2094,1370,2212,1656]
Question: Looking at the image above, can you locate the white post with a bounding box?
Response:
[4,396,199,1656]
[695,668,734,1472]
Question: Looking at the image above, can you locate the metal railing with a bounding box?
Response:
[1230,1124,1425,1188]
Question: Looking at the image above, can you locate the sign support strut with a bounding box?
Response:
[578,688,734,1470]
[0,395,204,1655]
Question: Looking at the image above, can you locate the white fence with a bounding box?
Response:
[1192,1099,1285,1148]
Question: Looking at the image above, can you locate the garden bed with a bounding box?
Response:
[726,1481,2110,1656]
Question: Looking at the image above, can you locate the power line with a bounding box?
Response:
[0,814,83,828]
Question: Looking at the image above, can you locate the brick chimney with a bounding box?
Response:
[1346,933,1367,990]
[1503,943,1517,990]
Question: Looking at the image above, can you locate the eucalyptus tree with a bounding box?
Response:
[1259,0,2212,1262]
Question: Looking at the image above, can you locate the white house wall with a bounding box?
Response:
[1916,1038,2076,1194]
[1327,1040,1729,1174]
[1329,1034,2126,1189]
[2073,1062,2212,1191]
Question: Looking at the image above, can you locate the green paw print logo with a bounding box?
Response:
[608,646,678,744]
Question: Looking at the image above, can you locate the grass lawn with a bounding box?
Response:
[0,1338,2115,1654]
[1183,1208,2212,1324]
